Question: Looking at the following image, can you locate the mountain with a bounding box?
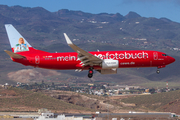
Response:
[124,11,141,19]
[0,5,180,87]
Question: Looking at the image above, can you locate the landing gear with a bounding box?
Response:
[156,69,160,74]
[156,65,166,74]
[88,68,93,78]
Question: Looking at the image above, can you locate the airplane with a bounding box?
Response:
[4,24,175,78]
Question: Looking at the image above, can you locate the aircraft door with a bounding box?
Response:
[35,56,40,64]
[153,52,158,60]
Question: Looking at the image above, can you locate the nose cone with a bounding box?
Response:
[169,56,175,64]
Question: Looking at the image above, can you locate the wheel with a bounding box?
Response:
[88,67,94,78]
[156,70,160,74]
[88,73,93,78]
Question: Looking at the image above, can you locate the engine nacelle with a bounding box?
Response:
[102,59,119,69]
[99,69,117,74]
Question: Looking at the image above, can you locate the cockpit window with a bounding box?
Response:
[162,54,168,56]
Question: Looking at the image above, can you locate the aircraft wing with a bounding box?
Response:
[4,50,26,59]
[64,33,102,66]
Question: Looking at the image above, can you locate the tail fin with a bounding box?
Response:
[5,24,31,53]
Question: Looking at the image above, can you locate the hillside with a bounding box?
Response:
[0,87,93,113]
[0,5,180,86]
[0,87,139,113]
[121,90,180,114]
[2,87,180,114]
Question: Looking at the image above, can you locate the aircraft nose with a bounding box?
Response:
[169,56,175,63]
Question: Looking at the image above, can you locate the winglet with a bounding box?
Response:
[4,50,25,59]
[64,33,73,45]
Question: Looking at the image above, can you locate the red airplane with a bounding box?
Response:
[4,24,175,78]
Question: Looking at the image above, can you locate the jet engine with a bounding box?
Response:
[101,59,119,69]
[98,68,117,74]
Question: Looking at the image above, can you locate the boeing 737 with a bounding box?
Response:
[4,24,175,78]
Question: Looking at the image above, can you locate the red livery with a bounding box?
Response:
[4,24,175,78]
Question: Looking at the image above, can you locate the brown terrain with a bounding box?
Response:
[5,68,92,85]
[1,87,180,117]
[40,90,136,113]
[0,87,140,113]
[161,99,180,114]
[42,90,180,114]
[7,69,61,83]
[0,88,91,113]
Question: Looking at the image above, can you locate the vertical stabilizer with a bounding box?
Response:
[5,24,32,53]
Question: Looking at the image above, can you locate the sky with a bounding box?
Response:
[1,0,180,23]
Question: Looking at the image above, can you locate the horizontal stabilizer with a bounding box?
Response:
[4,50,26,59]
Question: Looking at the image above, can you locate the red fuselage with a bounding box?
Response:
[12,47,175,70]
[5,24,175,78]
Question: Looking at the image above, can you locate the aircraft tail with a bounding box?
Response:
[5,24,48,55]
[5,24,32,53]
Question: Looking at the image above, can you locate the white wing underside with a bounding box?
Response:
[64,33,102,67]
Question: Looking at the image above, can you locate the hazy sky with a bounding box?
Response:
[1,0,180,23]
